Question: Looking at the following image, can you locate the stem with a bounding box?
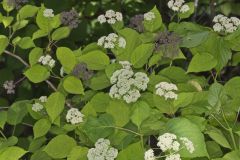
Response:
[0,130,7,140]
[210,114,228,130]
[104,126,142,136]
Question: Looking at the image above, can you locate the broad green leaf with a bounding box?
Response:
[83,114,115,142]
[45,92,65,123]
[29,137,47,152]
[90,92,110,112]
[56,47,76,73]
[180,31,209,48]
[224,77,240,99]
[78,50,110,70]
[44,135,77,159]
[0,111,7,129]
[33,119,51,139]
[0,146,27,160]
[206,129,231,149]
[131,43,154,68]
[143,6,162,32]
[131,101,151,128]
[206,141,223,159]
[17,37,35,49]
[117,142,144,160]
[7,101,29,125]
[2,16,13,27]
[63,76,84,95]
[24,65,50,83]
[32,30,48,40]
[67,146,88,160]
[187,53,217,73]
[30,150,51,160]
[17,5,38,20]
[52,27,71,41]
[106,100,130,127]
[223,150,240,160]
[12,20,29,32]
[166,118,208,158]
[159,66,189,83]
[2,0,14,12]
[0,35,8,55]
[88,71,111,90]
[179,2,195,19]
[29,47,43,66]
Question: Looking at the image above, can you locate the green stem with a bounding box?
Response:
[0,130,7,140]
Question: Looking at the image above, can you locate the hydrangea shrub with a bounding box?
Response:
[0,0,240,160]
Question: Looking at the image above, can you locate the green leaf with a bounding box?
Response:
[33,118,51,139]
[7,101,29,125]
[78,50,110,70]
[45,92,65,123]
[88,71,111,90]
[17,37,35,49]
[187,53,217,73]
[117,142,144,160]
[29,137,47,152]
[0,111,7,129]
[90,92,110,112]
[223,150,240,160]
[106,100,130,127]
[0,35,8,55]
[178,2,195,19]
[0,146,27,160]
[224,77,240,99]
[17,5,38,20]
[2,0,14,12]
[56,47,76,73]
[131,43,154,68]
[24,65,50,83]
[83,114,115,142]
[131,101,151,128]
[2,16,13,27]
[206,129,231,149]
[63,76,84,95]
[52,27,71,41]
[29,47,43,66]
[32,30,48,40]
[180,31,209,48]
[143,6,162,32]
[44,135,77,159]
[12,20,29,32]
[166,118,208,158]
[36,6,61,32]
[67,146,88,160]
[30,151,51,160]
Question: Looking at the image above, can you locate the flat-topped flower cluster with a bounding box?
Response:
[109,61,149,103]
[97,10,123,24]
[167,0,190,13]
[155,82,178,100]
[97,33,126,49]
[213,14,240,33]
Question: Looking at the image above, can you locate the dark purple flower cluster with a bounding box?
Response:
[129,14,144,33]
[60,9,80,29]
[7,0,28,9]
[72,63,94,81]
[155,32,181,58]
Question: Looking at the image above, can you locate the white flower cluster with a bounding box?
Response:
[66,108,84,125]
[213,14,240,33]
[32,96,47,112]
[109,61,149,103]
[97,33,126,49]
[144,12,155,21]
[155,82,178,100]
[144,149,155,160]
[158,133,194,160]
[38,55,56,68]
[87,138,118,160]
[167,0,190,13]
[97,10,123,24]
[43,9,54,18]
[3,80,15,94]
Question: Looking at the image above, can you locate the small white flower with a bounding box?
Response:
[43,9,54,18]
[231,17,240,26]
[107,18,116,24]
[165,154,181,160]
[32,103,44,112]
[87,138,118,160]
[180,4,190,13]
[213,14,224,23]
[48,59,56,68]
[213,23,224,32]
[115,12,123,21]
[38,55,55,68]
[118,37,126,48]
[66,108,84,125]
[168,0,174,8]
[157,133,179,152]
[144,149,155,160]
[119,61,132,70]
[97,15,107,24]
[144,12,155,21]
[105,10,115,18]
[3,80,15,94]
[180,137,195,153]
[39,96,47,103]
[155,82,178,100]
